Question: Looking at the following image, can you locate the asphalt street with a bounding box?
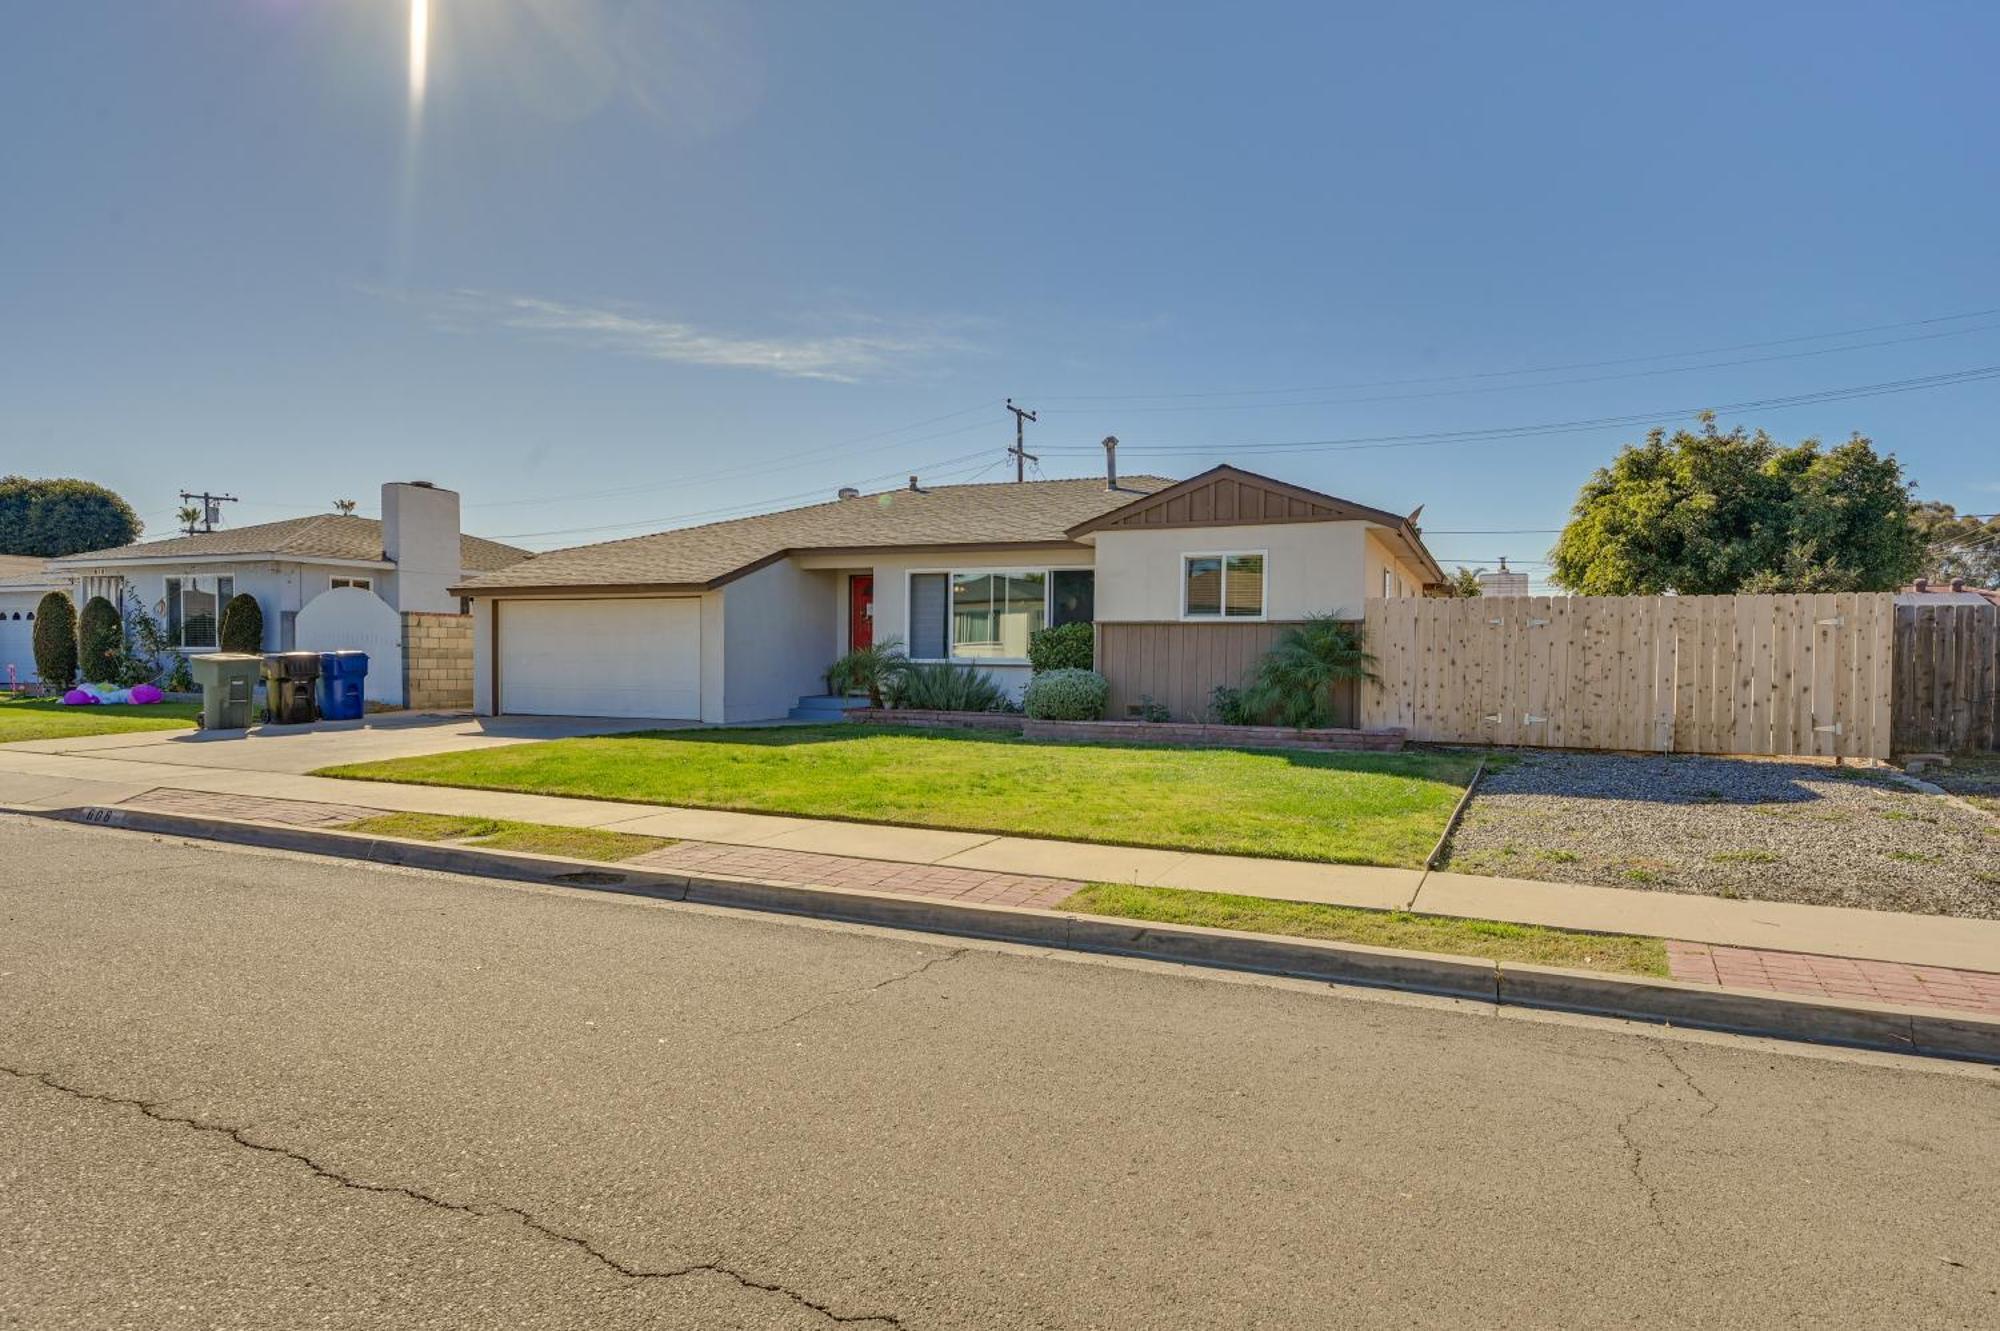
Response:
[1,813,1996,1329]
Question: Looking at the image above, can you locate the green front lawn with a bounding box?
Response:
[1060,882,1669,977]
[320,725,1481,868]
[0,695,200,743]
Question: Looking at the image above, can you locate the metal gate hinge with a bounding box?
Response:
[1527,618,1549,628]
[1522,713,1547,725]
[1482,713,1502,725]
[1813,722,1843,735]
[1814,616,1844,627]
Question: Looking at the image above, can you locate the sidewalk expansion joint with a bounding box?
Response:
[0,1064,901,1327]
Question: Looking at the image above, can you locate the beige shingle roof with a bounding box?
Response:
[0,554,62,589]
[54,516,530,574]
[459,476,1180,592]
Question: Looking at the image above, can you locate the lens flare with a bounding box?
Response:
[408,0,430,106]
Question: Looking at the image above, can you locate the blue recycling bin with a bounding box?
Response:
[315,651,368,721]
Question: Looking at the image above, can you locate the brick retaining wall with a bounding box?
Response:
[400,612,473,711]
[847,708,1404,751]
[1023,718,1406,751]
[847,708,1027,733]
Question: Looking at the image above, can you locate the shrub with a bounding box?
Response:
[1239,614,1377,729]
[825,636,909,708]
[892,662,1006,712]
[77,595,122,683]
[1207,684,1256,726]
[1131,694,1171,722]
[31,591,78,691]
[219,593,264,654]
[1023,667,1109,721]
[1027,621,1093,673]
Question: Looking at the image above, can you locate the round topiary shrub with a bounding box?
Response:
[77,595,122,683]
[1027,621,1093,673]
[32,591,78,692]
[219,592,264,655]
[1022,667,1109,721]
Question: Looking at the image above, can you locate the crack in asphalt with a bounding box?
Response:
[1,1065,901,1327]
[731,947,969,1038]
[1611,1046,1724,1234]
[1658,1045,1720,1118]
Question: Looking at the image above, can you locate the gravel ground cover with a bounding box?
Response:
[1442,751,2000,919]
[1922,753,2000,817]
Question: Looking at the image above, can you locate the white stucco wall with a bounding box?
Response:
[720,561,836,722]
[381,482,463,613]
[1092,521,1377,622]
[470,596,497,715]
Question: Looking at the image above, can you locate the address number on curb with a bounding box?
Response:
[77,807,128,827]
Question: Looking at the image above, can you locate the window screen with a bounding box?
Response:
[909,573,949,659]
[1223,554,1264,617]
[1051,570,1094,627]
[1184,557,1222,616]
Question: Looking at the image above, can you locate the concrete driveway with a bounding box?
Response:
[0,710,688,774]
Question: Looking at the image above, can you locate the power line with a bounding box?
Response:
[492,446,1005,543]
[1033,305,2000,404]
[1033,362,2000,460]
[465,404,995,510]
[1039,321,2000,415]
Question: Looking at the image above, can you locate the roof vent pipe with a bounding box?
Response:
[837,486,860,500]
[908,475,920,492]
[1102,435,1119,490]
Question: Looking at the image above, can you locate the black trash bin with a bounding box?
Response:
[261,652,321,724]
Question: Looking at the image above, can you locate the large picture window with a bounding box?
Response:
[164,575,235,650]
[1183,553,1264,620]
[908,568,1070,661]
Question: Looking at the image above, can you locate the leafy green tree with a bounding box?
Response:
[1239,615,1378,729]
[219,593,265,654]
[32,591,78,691]
[1550,416,1923,595]
[1909,501,2000,589]
[0,477,141,557]
[77,596,123,683]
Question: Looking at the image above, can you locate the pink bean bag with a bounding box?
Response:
[129,683,165,705]
[61,689,99,705]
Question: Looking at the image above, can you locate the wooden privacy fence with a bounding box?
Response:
[1359,594,1895,760]
[1893,601,1999,753]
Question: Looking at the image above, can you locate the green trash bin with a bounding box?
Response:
[190,653,263,730]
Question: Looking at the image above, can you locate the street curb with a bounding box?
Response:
[36,803,2000,1065]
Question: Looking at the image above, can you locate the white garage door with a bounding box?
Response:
[0,611,36,684]
[498,598,703,719]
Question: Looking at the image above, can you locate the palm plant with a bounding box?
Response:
[893,662,1006,712]
[1238,615,1378,729]
[825,635,909,709]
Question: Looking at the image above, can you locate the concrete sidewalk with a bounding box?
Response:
[3,740,1997,972]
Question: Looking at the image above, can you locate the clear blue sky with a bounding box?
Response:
[5,2,1997,585]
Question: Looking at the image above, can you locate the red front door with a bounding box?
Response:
[848,574,874,651]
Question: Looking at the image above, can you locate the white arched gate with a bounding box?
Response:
[294,587,404,706]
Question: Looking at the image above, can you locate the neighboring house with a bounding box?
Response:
[1,555,67,685]
[453,461,1443,723]
[44,482,528,705]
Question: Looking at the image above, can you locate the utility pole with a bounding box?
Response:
[1004,398,1038,482]
[178,490,238,534]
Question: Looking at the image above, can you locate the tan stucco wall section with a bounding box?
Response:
[1093,521,1374,621]
[1361,530,1429,601]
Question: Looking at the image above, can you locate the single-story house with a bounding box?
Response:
[453,460,1443,723]
[42,482,528,705]
[0,555,68,686]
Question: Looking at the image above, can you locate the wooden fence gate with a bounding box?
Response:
[1893,601,1999,753]
[1359,594,1894,760]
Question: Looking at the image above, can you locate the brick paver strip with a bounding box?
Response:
[1667,940,2000,1016]
[126,788,389,829]
[631,841,1083,910]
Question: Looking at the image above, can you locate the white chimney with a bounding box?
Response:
[382,480,462,612]
[1103,435,1119,490]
